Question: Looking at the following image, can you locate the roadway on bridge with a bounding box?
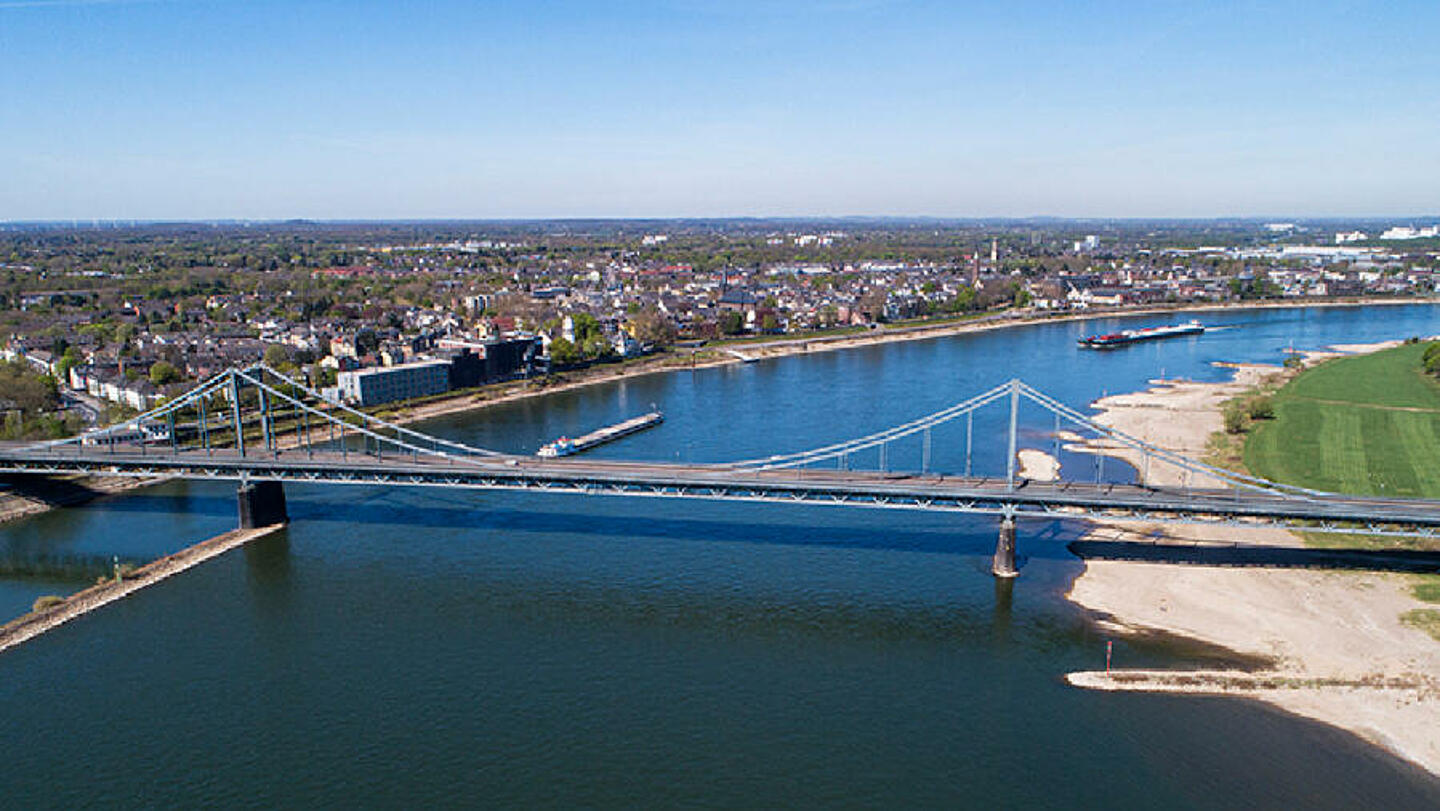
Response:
[3,444,1440,533]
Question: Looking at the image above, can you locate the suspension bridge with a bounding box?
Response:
[1,363,1438,577]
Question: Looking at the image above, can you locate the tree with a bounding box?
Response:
[354,329,380,356]
[548,337,581,365]
[1245,395,1275,421]
[718,310,745,335]
[1223,402,1247,434]
[0,362,59,414]
[149,361,181,386]
[114,323,136,350]
[630,310,677,347]
[1011,284,1032,307]
[569,312,603,344]
[55,347,83,383]
[581,332,614,360]
[946,286,978,313]
[263,344,291,368]
[1424,342,1440,377]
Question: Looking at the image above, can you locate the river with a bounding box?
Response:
[2,303,1438,807]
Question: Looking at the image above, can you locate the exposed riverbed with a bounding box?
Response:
[1065,342,1440,773]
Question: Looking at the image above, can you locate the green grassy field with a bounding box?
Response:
[1244,342,1440,499]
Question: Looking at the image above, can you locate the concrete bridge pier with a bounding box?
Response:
[238,480,288,529]
[992,515,1019,578]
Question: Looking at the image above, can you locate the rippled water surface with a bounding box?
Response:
[2,304,1438,807]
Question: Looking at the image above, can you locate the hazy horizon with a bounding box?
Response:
[4,0,1438,220]
[5,214,1440,228]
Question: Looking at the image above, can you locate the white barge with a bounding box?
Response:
[538,411,664,458]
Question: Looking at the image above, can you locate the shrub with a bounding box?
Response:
[32,595,65,612]
[1223,403,1247,434]
[1246,396,1276,421]
[1424,342,1440,377]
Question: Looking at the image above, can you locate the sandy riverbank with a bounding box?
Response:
[1063,342,1440,775]
[0,474,164,527]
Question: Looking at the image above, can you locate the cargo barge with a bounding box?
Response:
[537,411,664,457]
[1078,320,1205,349]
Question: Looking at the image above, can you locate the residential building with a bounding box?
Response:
[337,360,450,407]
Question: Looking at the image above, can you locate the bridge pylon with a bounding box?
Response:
[992,514,1019,578]
[238,480,288,529]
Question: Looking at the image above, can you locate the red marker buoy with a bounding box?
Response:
[1106,640,1113,675]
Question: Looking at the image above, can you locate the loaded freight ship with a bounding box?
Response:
[537,411,664,457]
[1078,320,1205,349]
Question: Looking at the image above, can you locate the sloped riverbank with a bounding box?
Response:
[1066,343,1440,775]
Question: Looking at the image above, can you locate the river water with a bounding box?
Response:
[2,304,1439,807]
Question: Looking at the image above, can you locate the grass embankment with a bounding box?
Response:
[1244,342,1440,499]
[1228,342,1440,638]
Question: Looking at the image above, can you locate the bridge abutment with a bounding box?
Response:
[992,516,1019,578]
[238,480,288,529]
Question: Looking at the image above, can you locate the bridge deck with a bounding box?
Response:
[3,446,1439,532]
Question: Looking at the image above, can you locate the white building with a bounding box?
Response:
[1380,225,1440,240]
[612,331,644,358]
[1278,245,1383,261]
[1334,231,1368,244]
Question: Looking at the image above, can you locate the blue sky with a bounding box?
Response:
[2,0,1437,219]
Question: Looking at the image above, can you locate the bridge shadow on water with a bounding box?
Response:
[79,490,1086,563]
[62,491,1440,574]
[1070,540,1440,574]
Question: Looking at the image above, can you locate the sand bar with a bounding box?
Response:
[1065,347,1440,775]
[0,523,284,655]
